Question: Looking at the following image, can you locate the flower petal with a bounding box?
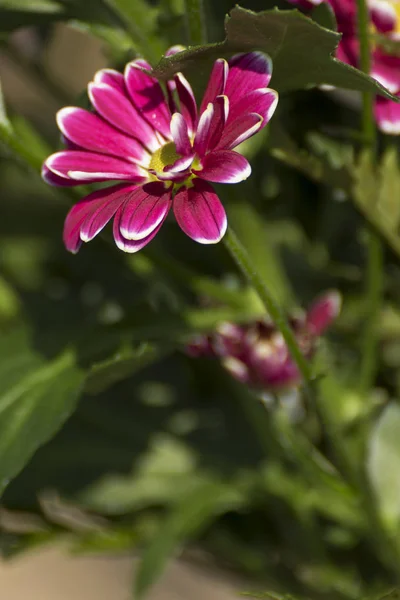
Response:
[118,182,172,240]
[170,112,192,155]
[63,183,132,252]
[371,51,400,94]
[174,72,198,135]
[306,291,342,336]
[57,107,149,164]
[173,179,227,244]
[42,164,79,186]
[165,45,186,57]
[88,82,159,153]
[216,113,263,151]
[206,95,229,152]
[200,58,228,115]
[193,150,251,184]
[374,95,400,134]
[227,88,278,127]
[124,61,171,139]
[93,68,127,95]
[193,102,214,155]
[370,0,397,33]
[46,151,148,182]
[113,203,166,253]
[225,52,273,105]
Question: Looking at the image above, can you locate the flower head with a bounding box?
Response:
[187,291,341,392]
[43,49,278,253]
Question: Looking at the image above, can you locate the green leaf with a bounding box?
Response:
[81,434,198,515]
[226,195,294,307]
[85,343,170,395]
[311,2,337,31]
[269,123,353,191]
[0,0,61,11]
[134,478,244,599]
[152,6,396,97]
[352,148,400,259]
[368,403,400,530]
[0,327,84,496]
[102,0,164,62]
[376,147,400,229]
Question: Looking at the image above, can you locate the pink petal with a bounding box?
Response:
[174,72,198,135]
[227,88,278,127]
[207,95,229,152]
[170,112,192,155]
[306,291,342,336]
[88,82,159,153]
[216,113,263,151]
[124,61,172,139]
[371,51,400,94]
[193,150,251,184]
[193,102,214,155]
[113,203,166,253]
[200,58,228,115]
[46,151,148,183]
[370,0,397,33]
[286,0,324,8]
[42,164,80,187]
[93,68,127,95]
[153,155,194,181]
[374,95,400,134]
[173,179,227,244]
[165,45,186,56]
[225,52,273,107]
[63,183,133,252]
[165,154,194,173]
[57,107,149,165]
[118,182,172,240]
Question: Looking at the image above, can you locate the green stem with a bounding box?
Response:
[223,227,314,391]
[356,0,384,394]
[183,0,206,45]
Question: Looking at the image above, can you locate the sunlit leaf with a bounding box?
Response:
[368,403,400,530]
[353,148,400,258]
[0,0,61,12]
[0,327,84,496]
[85,343,171,395]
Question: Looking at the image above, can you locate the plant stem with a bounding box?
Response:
[223,227,314,391]
[183,0,206,45]
[356,0,384,394]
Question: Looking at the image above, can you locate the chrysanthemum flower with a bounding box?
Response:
[287,0,400,133]
[187,291,341,392]
[42,48,278,253]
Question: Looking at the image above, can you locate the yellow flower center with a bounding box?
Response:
[149,142,180,172]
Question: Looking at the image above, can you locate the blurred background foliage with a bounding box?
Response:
[2,0,400,599]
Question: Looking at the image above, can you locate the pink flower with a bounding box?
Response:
[187,291,341,392]
[287,0,400,133]
[42,49,278,253]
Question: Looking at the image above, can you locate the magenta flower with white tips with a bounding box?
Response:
[42,49,278,253]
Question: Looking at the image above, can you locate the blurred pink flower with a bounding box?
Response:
[287,0,400,133]
[43,48,278,253]
[187,291,341,392]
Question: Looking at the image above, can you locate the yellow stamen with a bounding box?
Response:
[149,142,180,172]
